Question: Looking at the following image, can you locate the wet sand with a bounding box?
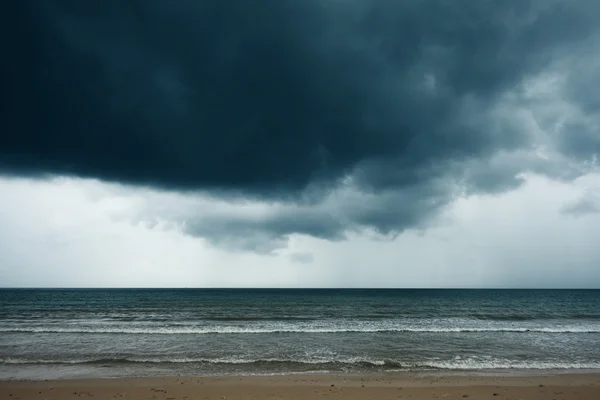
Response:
[1,372,600,400]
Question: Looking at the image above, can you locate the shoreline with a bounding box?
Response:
[2,372,600,400]
[3,367,600,382]
[0,369,600,383]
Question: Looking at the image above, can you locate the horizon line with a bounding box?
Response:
[1,287,599,290]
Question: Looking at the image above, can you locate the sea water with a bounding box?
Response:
[1,289,599,379]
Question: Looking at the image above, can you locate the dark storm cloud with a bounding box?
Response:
[2,0,600,245]
[557,39,600,160]
[558,121,600,161]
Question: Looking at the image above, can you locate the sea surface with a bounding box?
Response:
[1,289,600,379]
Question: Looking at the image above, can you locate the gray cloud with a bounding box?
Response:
[288,252,315,264]
[2,0,600,249]
[562,191,600,217]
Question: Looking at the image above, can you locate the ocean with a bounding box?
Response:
[1,289,600,379]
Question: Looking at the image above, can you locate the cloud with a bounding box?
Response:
[562,190,600,217]
[289,252,315,264]
[2,173,600,288]
[1,0,600,249]
[129,179,457,252]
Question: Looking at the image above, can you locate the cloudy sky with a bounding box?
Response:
[1,0,600,288]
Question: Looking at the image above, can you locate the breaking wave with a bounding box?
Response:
[2,356,600,371]
[2,324,599,334]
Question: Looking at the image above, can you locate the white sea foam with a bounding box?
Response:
[1,323,599,334]
[422,359,600,370]
[2,356,600,371]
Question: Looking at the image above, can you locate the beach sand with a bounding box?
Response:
[1,373,600,400]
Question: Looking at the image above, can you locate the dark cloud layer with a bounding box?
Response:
[2,1,600,245]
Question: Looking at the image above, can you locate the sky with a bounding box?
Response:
[1,0,600,288]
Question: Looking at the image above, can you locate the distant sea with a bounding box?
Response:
[1,289,600,379]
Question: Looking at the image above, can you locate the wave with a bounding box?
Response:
[3,356,600,371]
[1,325,599,334]
[7,313,600,322]
[0,356,389,366]
[471,313,600,321]
[421,360,600,370]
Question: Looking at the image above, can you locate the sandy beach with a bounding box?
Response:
[2,373,599,400]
